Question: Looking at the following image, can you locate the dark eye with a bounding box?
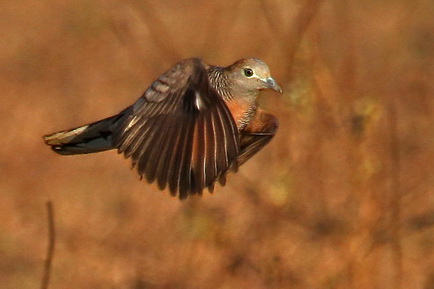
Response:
[244,68,254,77]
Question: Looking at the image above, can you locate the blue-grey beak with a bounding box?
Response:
[265,77,282,93]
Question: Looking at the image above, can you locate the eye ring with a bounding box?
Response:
[244,68,254,77]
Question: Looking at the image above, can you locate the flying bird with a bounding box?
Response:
[44,58,281,199]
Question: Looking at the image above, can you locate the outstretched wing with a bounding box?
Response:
[113,58,239,199]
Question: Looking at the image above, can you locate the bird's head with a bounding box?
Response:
[229,58,282,95]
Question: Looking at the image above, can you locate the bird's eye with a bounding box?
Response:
[244,68,254,77]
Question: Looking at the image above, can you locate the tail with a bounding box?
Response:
[44,113,125,155]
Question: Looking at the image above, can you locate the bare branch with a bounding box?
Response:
[40,201,56,289]
[261,0,324,67]
[133,0,182,63]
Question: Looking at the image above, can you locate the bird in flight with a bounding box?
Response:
[44,58,282,199]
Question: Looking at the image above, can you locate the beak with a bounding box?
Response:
[264,77,283,93]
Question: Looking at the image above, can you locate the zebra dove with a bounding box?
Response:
[44,58,282,199]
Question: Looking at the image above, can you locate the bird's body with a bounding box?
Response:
[44,58,281,199]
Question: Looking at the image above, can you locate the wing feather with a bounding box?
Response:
[142,97,181,183]
[191,113,206,194]
[113,58,239,198]
[165,114,190,195]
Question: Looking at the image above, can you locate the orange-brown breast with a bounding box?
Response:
[225,100,257,131]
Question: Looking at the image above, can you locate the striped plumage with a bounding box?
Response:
[44,58,281,199]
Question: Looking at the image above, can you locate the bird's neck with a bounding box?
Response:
[207,66,235,101]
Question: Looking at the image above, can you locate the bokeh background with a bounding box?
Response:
[2,0,434,288]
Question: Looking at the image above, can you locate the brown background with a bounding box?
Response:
[1,0,434,288]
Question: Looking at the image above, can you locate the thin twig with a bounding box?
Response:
[381,4,420,289]
[261,0,324,69]
[134,0,182,63]
[41,201,56,289]
[387,89,403,289]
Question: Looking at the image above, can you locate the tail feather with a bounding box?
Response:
[44,114,122,155]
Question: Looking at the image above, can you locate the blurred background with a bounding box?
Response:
[1,0,434,288]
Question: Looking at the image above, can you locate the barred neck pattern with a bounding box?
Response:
[207,66,234,101]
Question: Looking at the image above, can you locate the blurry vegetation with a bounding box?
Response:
[1,0,434,288]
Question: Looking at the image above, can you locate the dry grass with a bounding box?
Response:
[1,0,434,288]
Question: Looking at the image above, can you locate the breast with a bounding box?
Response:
[225,100,257,131]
